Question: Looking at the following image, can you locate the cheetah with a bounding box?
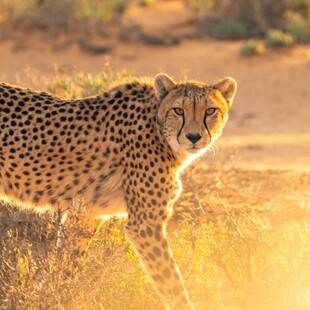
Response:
[0,73,237,309]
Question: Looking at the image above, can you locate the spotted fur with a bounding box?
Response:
[0,73,237,309]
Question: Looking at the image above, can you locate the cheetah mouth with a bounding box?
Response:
[185,146,200,153]
[185,143,211,154]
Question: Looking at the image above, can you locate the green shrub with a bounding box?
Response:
[46,66,132,99]
[218,18,247,39]
[286,11,310,42]
[266,29,296,46]
[78,0,128,22]
[139,0,155,7]
[240,40,266,56]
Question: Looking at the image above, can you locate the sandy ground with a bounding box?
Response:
[0,36,309,170]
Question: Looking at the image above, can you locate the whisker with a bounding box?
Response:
[211,143,221,159]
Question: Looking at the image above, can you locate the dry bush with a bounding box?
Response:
[186,0,307,38]
[34,0,78,28]
[240,39,266,56]
[0,202,97,309]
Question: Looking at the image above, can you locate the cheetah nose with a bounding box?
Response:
[186,133,202,144]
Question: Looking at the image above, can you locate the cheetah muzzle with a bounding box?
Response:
[0,73,237,309]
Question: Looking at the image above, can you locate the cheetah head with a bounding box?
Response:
[154,73,237,158]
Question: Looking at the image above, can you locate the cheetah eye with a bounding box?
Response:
[205,107,217,116]
[173,108,184,116]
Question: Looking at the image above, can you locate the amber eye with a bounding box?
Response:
[205,107,217,116]
[173,108,184,116]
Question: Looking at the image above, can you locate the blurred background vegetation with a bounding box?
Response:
[0,0,310,56]
[0,1,310,42]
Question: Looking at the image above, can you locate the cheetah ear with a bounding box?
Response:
[154,73,176,100]
[213,77,237,106]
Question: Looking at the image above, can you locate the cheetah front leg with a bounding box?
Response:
[125,211,194,309]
